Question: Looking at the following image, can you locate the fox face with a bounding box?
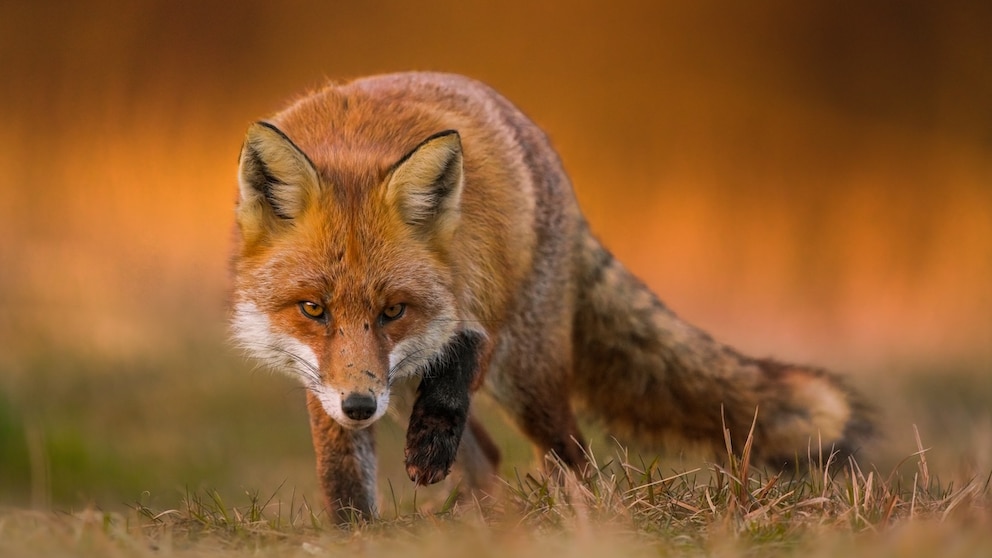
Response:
[231,122,469,430]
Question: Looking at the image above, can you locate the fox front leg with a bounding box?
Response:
[306,391,378,522]
[404,331,483,485]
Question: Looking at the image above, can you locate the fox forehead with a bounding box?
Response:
[270,88,450,196]
[260,224,422,288]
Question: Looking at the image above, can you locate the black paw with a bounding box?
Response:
[404,408,464,485]
[403,332,482,485]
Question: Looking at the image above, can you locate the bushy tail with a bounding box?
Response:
[570,229,873,467]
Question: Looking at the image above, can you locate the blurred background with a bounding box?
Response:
[1,0,989,512]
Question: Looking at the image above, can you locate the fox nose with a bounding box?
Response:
[342,392,377,421]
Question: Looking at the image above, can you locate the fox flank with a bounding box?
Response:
[230,72,873,522]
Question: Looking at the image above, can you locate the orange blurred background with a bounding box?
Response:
[1,1,989,373]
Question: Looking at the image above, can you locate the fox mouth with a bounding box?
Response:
[334,416,378,430]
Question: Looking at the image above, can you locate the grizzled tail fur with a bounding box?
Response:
[569,225,873,468]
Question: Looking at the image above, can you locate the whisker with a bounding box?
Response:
[388,347,434,383]
[243,343,322,386]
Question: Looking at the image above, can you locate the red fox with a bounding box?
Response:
[231,72,872,521]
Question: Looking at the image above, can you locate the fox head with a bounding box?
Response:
[231,121,469,430]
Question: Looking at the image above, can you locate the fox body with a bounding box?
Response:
[231,72,872,520]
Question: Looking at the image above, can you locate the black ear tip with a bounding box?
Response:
[431,130,462,152]
[430,129,460,141]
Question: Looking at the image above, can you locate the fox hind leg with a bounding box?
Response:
[453,411,502,499]
[515,390,587,472]
[490,353,587,473]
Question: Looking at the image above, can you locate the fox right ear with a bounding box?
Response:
[237,122,319,223]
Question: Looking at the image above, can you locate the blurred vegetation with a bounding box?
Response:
[0,335,313,509]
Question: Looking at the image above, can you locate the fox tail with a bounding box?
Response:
[570,227,874,467]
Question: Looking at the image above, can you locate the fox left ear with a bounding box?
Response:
[238,122,320,226]
[385,130,464,239]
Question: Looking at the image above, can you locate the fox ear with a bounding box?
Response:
[238,122,319,222]
[385,130,464,238]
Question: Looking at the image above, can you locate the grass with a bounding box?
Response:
[1,440,989,557]
[1,332,990,556]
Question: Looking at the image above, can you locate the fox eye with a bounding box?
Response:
[380,303,406,323]
[299,301,326,321]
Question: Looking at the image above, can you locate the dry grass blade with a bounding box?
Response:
[914,424,931,488]
[623,468,702,496]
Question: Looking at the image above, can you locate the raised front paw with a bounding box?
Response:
[404,408,464,485]
[403,331,481,485]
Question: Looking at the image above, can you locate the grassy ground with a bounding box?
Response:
[1,330,990,556]
[0,437,989,557]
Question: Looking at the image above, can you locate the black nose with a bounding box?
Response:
[342,393,377,421]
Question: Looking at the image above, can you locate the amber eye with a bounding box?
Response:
[299,301,326,321]
[380,303,406,323]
